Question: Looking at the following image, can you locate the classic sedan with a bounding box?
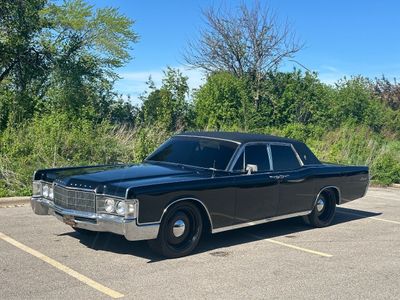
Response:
[31,132,369,258]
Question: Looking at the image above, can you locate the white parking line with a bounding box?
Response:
[366,195,400,202]
[337,211,400,225]
[0,232,124,299]
[247,234,333,257]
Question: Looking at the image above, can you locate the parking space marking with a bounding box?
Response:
[366,195,400,202]
[337,211,400,225]
[0,232,124,299]
[248,234,333,257]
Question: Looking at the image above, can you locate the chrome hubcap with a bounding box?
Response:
[316,198,325,212]
[172,219,186,237]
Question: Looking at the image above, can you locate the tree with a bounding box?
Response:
[184,1,302,109]
[260,70,332,127]
[193,72,250,130]
[0,0,49,126]
[0,0,47,83]
[373,76,400,110]
[0,0,138,128]
[140,68,190,131]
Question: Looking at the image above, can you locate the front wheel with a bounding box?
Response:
[147,202,203,258]
[305,192,336,227]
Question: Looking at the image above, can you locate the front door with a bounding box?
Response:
[233,144,279,224]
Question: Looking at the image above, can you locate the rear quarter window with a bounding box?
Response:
[271,144,301,171]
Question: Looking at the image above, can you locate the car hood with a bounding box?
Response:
[38,163,210,198]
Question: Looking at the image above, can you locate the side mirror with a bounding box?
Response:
[245,164,258,175]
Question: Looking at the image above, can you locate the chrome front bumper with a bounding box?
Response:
[31,197,159,241]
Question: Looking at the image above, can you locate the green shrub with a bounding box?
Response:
[371,142,400,184]
[1,116,399,197]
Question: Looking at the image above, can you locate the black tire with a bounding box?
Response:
[147,202,203,258]
[305,191,336,227]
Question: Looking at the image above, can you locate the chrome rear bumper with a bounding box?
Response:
[31,197,159,241]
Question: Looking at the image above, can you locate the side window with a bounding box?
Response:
[270,145,301,171]
[244,144,270,172]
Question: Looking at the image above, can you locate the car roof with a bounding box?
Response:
[177,131,299,144]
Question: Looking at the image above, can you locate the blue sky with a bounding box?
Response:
[88,0,400,103]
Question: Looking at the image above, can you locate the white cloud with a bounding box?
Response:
[114,67,206,105]
[317,65,347,85]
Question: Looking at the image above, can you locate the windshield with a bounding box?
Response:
[146,137,239,170]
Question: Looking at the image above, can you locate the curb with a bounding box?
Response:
[0,197,30,207]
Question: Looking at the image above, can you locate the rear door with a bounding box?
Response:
[233,144,279,223]
[269,144,315,215]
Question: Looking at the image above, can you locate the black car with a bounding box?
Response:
[31,132,369,258]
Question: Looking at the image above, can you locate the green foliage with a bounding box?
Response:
[0,0,138,129]
[1,1,399,196]
[306,124,400,184]
[372,143,400,185]
[139,68,190,131]
[256,71,332,127]
[193,72,251,130]
[0,113,170,196]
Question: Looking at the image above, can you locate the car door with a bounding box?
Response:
[233,143,279,224]
[269,143,315,215]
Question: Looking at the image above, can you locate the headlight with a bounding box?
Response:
[104,198,115,213]
[43,184,49,198]
[97,196,138,218]
[48,186,54,200]
[32,181,41,197]
[116,201,126,215]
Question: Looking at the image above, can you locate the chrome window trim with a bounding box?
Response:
[228,141,305,172]
[267,144,274,170]
[290,144,305,166]
[268,142,304,167]
[227,142,272,172]
[212,210,311,234]
[175,134,241,145]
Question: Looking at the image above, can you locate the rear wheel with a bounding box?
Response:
[305,191,336,227]
[148,202,203,258]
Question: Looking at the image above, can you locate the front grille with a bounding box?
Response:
[54,185,95,213]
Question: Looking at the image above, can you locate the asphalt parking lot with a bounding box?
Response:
[1,187,399,299]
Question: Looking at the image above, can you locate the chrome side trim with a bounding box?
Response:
[212,211,311,234]
[136,197,214,230]
[314,186,342,206]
